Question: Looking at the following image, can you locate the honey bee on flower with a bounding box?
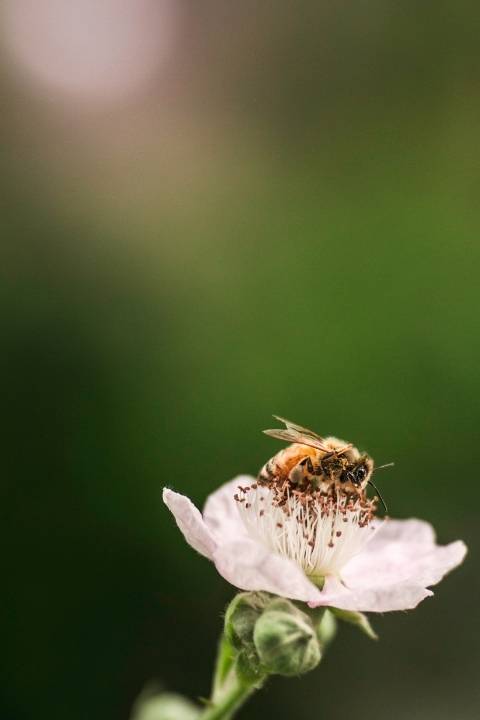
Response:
[258,416,386,502]
[163,417,466,613]
[235,417,389,584]
[160,417,468,718]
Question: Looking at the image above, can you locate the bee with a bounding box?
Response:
[258,416,388,510]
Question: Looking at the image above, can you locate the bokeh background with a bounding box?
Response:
[2,2,479,719]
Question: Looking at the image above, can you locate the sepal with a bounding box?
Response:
[330,608,378,640]
[313,608,338,649]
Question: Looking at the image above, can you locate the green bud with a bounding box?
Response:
[330,608,378,641]
[224,592,271,650]
[236,646,264,685]
[130,691,200,720]
[253,599,321,676]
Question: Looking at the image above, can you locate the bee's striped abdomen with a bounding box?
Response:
[258,454,278,483]
[258,444,318,484]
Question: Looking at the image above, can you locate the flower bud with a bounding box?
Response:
[253,598,321,676]
[224,592,270,650]
[130,691,199,720]
[236,645,264,684]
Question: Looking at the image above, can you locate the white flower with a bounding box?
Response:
[163,476,466,612]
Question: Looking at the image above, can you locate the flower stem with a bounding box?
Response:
[204,631,262,720]
[211,634,236,700]
[200,675,256,720]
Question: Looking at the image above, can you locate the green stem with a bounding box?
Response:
[200,675,256,720]
[205,632,262,719]
[211,634,236,701]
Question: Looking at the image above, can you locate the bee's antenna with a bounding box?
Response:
[374,462,395,471]
[367,479,388,513]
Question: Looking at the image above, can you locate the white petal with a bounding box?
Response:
[342,519,467,589]
[163,488,217,560]
[310,518,467,612]
[366,517,436,548]
[313,575,434,612]
[203,476,254,543]
[213,537,323,603]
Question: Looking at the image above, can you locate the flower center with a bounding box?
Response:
[234,479,379,580]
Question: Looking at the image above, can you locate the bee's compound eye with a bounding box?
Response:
[341,471,355,484]
[355,466,367,483]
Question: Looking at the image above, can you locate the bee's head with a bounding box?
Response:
[343,456,374,489]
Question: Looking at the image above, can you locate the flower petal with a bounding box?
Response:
[313,575,434,612]
[213,537,323,603]
[203,476,253,543]
[342,519,467,590]
[310,518,467,612]
[163,488,217,560]
[366,517,436,548]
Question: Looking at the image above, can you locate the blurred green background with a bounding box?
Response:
[1,2,478,719]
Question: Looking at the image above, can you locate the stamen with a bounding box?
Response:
[235,477,380,580]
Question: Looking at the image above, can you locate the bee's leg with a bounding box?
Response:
[302,456,314,474]
[288,463,304,485]
[289,456,311,485]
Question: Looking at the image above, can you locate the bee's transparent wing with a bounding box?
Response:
[263,428,330,452]
[272,415,326,442]
[266,417,352,455]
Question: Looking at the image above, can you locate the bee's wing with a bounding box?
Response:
[272,415,326,443]
[263,428,330,452]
